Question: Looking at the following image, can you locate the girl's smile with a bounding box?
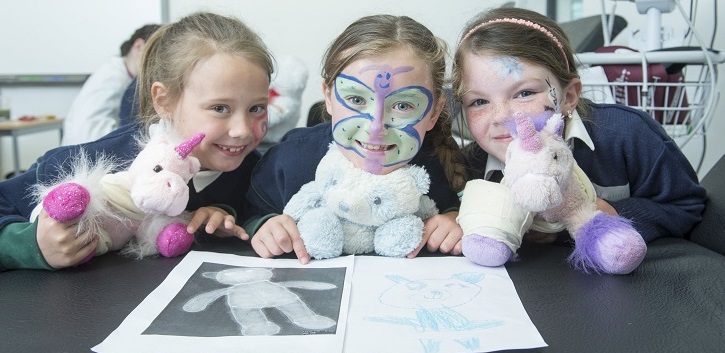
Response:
[159,53,270,172]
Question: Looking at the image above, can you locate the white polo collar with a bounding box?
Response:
[192,170,222,192]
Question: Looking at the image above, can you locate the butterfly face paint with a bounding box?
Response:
[331,65,433,174]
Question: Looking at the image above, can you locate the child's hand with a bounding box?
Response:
[36,210,98,269]
[408,211,463,258]
[187,206,248,241]
[251,214,310,264]
[596,198,618,216]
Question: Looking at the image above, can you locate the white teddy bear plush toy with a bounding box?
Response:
[284,143,438,259]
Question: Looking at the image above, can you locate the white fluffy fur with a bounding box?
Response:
[32,150,126,242]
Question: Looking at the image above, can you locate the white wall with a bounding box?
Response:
[1,0,723,179]
[0,0,161,177]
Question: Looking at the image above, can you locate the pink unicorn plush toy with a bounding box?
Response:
[460,113,647,275]
[36,127,205,261]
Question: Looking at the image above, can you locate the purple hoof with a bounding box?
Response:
[156,223,194,257]
[570,213,647,275]
[462,234,515,267]
[42,183,90,222]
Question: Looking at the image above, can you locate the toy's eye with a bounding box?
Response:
[331,178,338,186]
[552,153,558,160]
[373,197,381,205]
[153,165,163,173]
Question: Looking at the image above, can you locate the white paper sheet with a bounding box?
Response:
[344,256,546,353]
[92,251,354,353]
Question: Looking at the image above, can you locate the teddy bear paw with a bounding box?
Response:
[374,216,424,257]
[42,182,90,222]
[298,208,343,259]
[156,223,194,257]
[462,234,515,267]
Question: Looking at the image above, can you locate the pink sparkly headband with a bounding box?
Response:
[461,17,569,70]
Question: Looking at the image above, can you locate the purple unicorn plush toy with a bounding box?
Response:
[460,113,647,275]
[35,126,205,262]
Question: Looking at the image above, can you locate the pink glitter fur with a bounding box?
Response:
[42,182,90,222]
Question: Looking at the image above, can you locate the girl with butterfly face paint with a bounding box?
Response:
[328,49,438,175]
[246,15,467,264]
[452,7,705,267]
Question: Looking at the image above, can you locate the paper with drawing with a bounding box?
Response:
[92,251,354,353]
[344,256,546,353]
[93,252,544,353]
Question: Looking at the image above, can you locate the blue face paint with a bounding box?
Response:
[493,56,523,81]
[331,65,433,174]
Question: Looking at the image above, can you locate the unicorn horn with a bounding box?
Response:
[175,133,205,158]
[515,114,542,152]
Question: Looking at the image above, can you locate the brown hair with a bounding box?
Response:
[120,24,161,56]
[137,12,274,126]
[321,14,467,192]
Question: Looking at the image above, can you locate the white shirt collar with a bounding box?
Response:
[564,110,596,151]
[192,170,222,192]
[483,111,595,180]
[484,156,506,181]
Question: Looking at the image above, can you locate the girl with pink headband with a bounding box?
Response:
[452,7,705,274]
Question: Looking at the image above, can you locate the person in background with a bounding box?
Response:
[61,24,160,146]
[452,7,706,272]
[245,14,467,264]
[0,12,272,271]
[118,77,140,128]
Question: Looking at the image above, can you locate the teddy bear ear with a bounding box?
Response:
[407,165,431,194]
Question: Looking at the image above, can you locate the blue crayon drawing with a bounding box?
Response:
[365,272,504,353]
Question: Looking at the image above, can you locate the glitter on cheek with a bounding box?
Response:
[253,117,268,143]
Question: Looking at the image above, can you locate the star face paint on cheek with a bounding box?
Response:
[330,67,433,174]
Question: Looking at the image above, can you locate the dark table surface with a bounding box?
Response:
[2,235,725,353]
